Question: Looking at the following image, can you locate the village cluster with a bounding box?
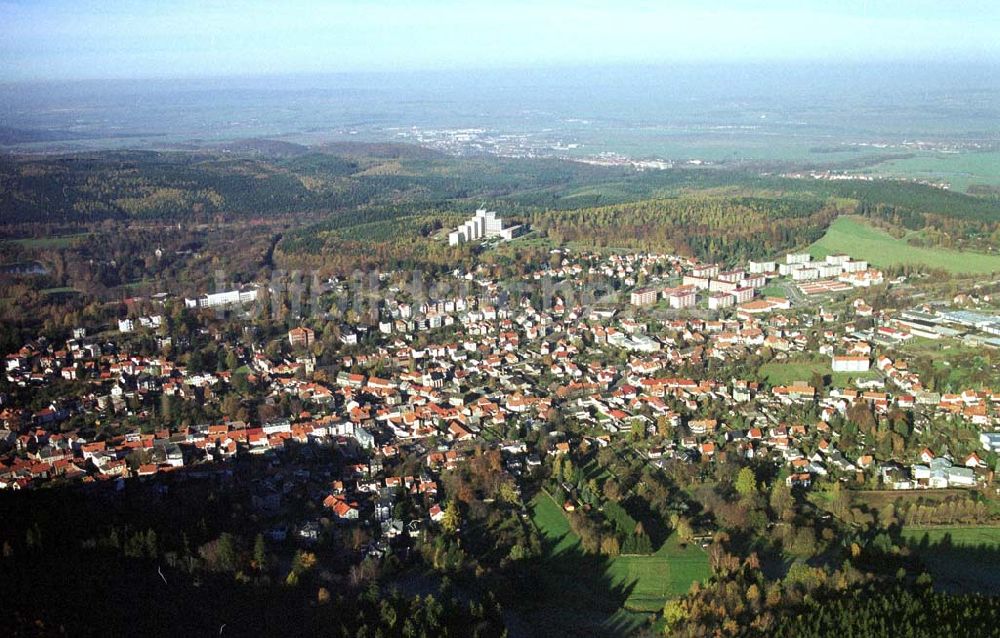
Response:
[3,242,999,550]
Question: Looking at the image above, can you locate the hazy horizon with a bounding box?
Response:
[2,62,998,184]
[1,58,999,87]
[2,0,999,81]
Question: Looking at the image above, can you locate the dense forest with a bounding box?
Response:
[769,585,1000,638]
[3,146,999,227]
[0,148,626,224]
[528,196,846,262]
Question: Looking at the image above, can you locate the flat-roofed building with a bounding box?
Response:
[708,292,734,310]
[449,209,523,245]
[791,267,819,281]
[816,264,842,278]
[630,288,659,306]
[709,279,738,293]
[717,270,745,283]
[731,286,755,303]
[748,260,776,274]
[832,355,870,373]
[691,264,719,278]
[683,275,711,290]
[665,285,697,309]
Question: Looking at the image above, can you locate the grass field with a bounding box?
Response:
[903,526,1000,548]
[758,284,787,298]
[609,535,712,611]
[851,151,1000,193]
[759,358,878,387]
[902,525,1000,594]
[530,489,580,553]
[809,216,1000,275]
[530,490,710,613]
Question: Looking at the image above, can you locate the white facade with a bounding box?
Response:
[791,267,819,281]
[499,225,524,240]
[448,209,520,245]
[691,264,719,278]
[816,264,842,278]
[748,260,775,274]
[832,356,870,372]
[184,288,258,309]
[709,279,737,293]
[708,293,734,310]
[731,287,754,303]
[682,275,710,290]
[666,289,697,309]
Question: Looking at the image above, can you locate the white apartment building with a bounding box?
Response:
[448,209,523,245]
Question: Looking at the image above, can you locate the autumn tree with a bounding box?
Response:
[441,500,461,535]
[735,467,757,499]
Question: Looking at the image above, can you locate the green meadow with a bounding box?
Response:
[851,151,1000,193]
[809,216,1000,275]
[529,490,710,613]
[902,526,1000,593]
[759,358,877,388]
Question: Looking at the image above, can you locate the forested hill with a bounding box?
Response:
[528,196,847,262]
[3,145,1000,272]
[2,145,999,226]
[0,147,624,224]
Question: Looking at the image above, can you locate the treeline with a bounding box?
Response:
[769,584,1000,638]
[841,178,1000,221]
[860,200,1000,253]
[0,153,316,223]
[0,153,398,223]
[0,219,285,349]
[278,202,460,255]
[662,534,998,637]
[895,497,994,527]
[0,149,623,224]
[529,196,845,262]
[433,448,544,571]
[4,147,999,229]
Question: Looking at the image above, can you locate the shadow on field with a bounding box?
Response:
[906,531,1000,594]
[512,488,642,638]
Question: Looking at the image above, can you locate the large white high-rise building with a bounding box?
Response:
[449,209,524,245]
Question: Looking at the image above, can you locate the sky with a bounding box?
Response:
[1,0,998,81]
